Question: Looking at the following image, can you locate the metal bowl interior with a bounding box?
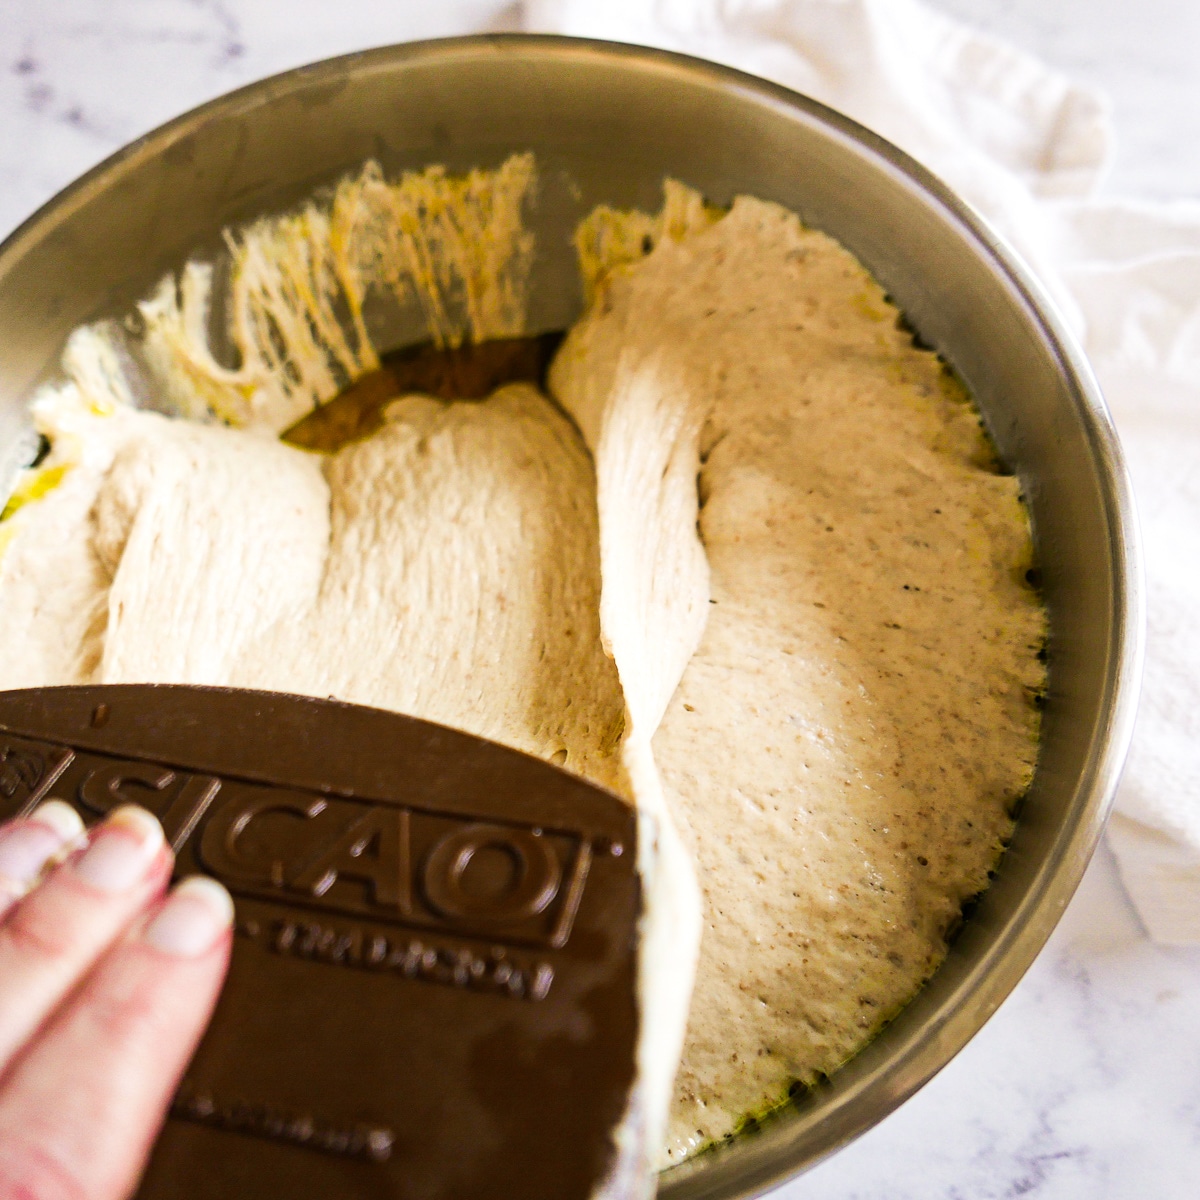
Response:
[0,35,1142,1200]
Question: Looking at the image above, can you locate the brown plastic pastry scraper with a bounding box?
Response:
[0,684,642,1200]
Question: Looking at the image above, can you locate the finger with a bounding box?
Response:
[0,801,86,919]
[0,804,171,1073]
[0,877,233,1200]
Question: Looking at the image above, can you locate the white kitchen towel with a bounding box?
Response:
[524,0,1200,943]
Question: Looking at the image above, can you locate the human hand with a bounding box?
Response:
[0,802,232,1200]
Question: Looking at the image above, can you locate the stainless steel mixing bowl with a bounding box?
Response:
[0,34,1142,1198]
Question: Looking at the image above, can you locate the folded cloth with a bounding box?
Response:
[523,0,1200,943]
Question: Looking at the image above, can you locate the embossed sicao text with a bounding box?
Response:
[0,734,592,950]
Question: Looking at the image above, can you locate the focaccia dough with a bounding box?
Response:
[1,383,628,788]
[0,161,1045,1174]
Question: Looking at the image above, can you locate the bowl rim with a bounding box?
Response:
[0,33,1146,1199]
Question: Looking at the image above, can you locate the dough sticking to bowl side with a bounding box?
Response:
[136,153,537,433]
[554,187,1046,1160]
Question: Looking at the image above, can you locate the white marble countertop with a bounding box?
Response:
[1,2,1198,1197]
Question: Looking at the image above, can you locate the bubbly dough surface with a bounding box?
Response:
[552,195,1045,1159]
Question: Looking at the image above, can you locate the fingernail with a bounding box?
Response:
[0,803,84,903]
[30,800,86,845]
[143,876,234,958]
[72,806,164,893]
